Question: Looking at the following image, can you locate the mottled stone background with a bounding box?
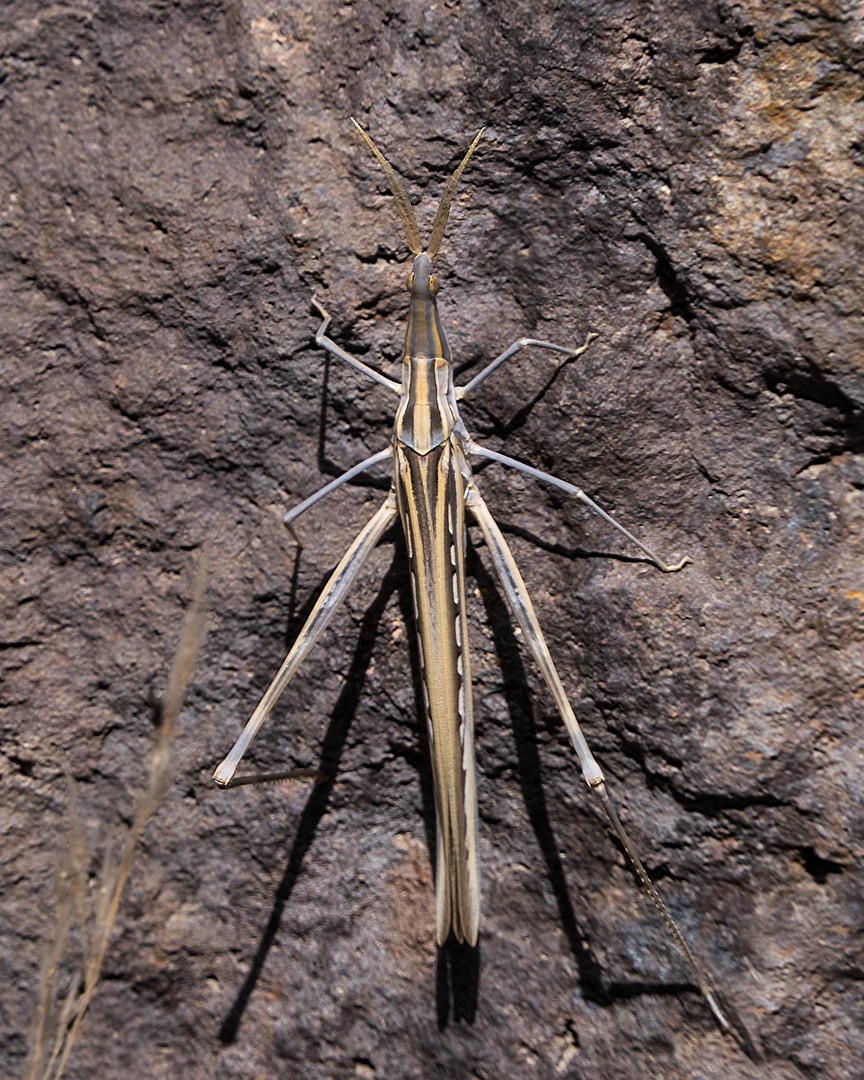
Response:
[2,1,862,1078]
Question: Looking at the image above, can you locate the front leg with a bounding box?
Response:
[311,297,401,394]
[456,332,596,398]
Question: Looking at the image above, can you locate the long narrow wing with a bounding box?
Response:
[395,443,480,945]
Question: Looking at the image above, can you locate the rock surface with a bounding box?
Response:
[2,2,862,1078]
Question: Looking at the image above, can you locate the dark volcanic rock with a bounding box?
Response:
[2,2,862,1078]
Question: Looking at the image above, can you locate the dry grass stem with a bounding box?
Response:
[24,547,210,1080]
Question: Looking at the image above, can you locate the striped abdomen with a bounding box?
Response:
[394,440,479,946]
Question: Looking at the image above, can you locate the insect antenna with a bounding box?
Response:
[427,127,484,260]
[351,118,422,256]
[351,119,485,260]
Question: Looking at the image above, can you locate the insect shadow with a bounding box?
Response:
[217,540,402,1045]
[217,514,629,1043]
[217,335,674,1042]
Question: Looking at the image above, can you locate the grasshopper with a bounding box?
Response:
[215,120,749,1049]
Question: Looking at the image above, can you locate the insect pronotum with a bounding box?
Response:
[214,120,751,1052]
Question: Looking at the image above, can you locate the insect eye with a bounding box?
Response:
[407,272,415,291]
[429,274,439,297]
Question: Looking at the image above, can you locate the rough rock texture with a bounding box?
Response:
[2,2,862,1078]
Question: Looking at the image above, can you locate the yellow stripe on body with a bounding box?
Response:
[395,441,479,945]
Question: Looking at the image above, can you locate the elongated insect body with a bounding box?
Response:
[214,121,754,1054]
[396,437,478,944]
[393,251,479,944]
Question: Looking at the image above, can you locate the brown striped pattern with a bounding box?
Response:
[393,251,480,945]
